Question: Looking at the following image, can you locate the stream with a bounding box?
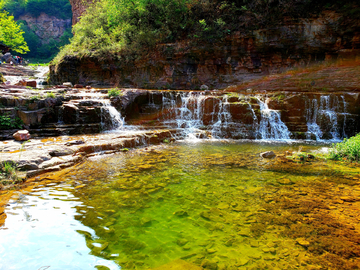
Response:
[1,140,360,270]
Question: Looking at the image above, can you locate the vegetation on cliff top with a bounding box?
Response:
[54,0,359,63]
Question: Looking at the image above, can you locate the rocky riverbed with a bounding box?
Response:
[0,129,179,186]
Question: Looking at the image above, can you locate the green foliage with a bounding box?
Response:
[29,95,40,101]
[2,0,72,61]
[53,0,359,63]
[0,114,23,130]
[108,88,122,98]
[18,21,72,60]
[3,0,72,19]
[0,161,18,182]
[2,162,16,176]
[329,133,360,162]
[46,92,55,98]
[0,161,23,186]
[0,8,29,53]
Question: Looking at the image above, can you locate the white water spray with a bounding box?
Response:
[256,97,291,140]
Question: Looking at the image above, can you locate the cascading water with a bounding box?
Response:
[159,92,289,140]
[305,95,348,141]
[34,66,49,88]
[101,99,125,130]
[211,95,232,138]
[63,90,125,131]
[256,97,291,140]
[100,91,354,141]
[175,92,206,138]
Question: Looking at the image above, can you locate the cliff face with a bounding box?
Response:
[69,0,95,25]
[50,10,360,89]
[19,13,71,44]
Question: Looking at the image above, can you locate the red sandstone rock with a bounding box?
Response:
[13,130,31,141]
[15,80,27,86]
[26,81,37,88]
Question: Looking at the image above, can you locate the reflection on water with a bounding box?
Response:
[1,141,360,270]
[0,184,119,270]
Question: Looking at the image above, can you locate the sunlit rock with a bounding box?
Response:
[13,130,31,141]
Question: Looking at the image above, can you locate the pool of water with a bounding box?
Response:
[1,140,360,270]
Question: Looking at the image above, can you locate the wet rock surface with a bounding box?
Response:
[2,63,360,141]
[0,129,181,181]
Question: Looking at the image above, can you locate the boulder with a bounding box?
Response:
[1,52,12,63]
[26,81,37,88]
[13,130,31,141]
[260,151,276,158]
[17,108,46,126]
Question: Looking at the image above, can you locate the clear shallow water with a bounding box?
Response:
[1,141,360,270]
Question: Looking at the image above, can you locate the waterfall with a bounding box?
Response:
[101,99,125,130]
[211,95,232,138]
[159,92,293,140]
[306,98,323,140]
[78,90,125,131]
[256,97,291,140]
[174,92,207,138]
[305,95,348,141]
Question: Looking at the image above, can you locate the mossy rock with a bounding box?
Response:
[0,72,5,84]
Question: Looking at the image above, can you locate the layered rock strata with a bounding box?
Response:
[69,0,96,25]
[0,129,179,179]
[49,11,360,89]
[1,86,359,141]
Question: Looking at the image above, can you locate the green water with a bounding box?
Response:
[1,141,360,269]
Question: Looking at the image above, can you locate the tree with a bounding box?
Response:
[0,1,29,54]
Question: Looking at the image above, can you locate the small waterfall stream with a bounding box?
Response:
[101,99,125,130]
[58,90,125,131]
[256,97,291,140]
[306,95,348,141]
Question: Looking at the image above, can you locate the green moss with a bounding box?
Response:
[0,72,5,84]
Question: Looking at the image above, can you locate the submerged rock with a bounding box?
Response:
[277,178,295,185]
[173,210,189,217]
[260,151,276,159]
[296,237,310,247]
[201,259,218,270]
